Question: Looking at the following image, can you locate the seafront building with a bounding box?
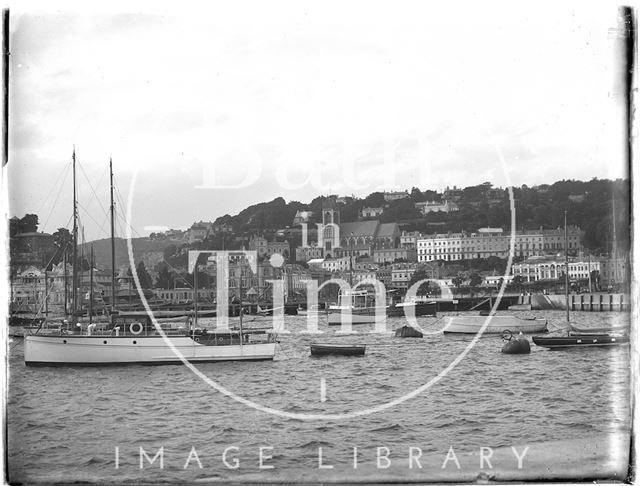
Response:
[416,226,584,263]
[512,255,628,286]
[511,256,601,282]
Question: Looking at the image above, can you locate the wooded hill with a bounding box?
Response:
[212,178,630,254]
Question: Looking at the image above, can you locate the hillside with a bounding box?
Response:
[214,179,630,254]
[77,178,629,274]
[80,237,181,271]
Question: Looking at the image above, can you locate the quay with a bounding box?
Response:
[523,293,629,312]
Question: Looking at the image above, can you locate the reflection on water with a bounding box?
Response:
[7,311,631,483]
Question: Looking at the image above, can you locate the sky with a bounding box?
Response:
[5,2,630,241]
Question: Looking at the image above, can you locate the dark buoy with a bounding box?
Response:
[395,325,423,338]
[501,330,531,354]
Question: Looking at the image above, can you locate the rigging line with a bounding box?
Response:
[162,259,195,289]
[77,202,111,239]
[41,163,72,232]
[94,211,111,241]
[78,162,110,218]
[113,202,146,241]
[112,178,193,289]
[36,159,72,218]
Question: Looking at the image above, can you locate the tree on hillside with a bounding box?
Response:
[381,197,421,222]
[49,228,73,264]
[135,261,153,289]
[469,273,482,288]
[408,269,441,296]
[10,214,39,236]
[155,263,175,289]
[9,217,20,237]
[452,274,464,289]
[362,192,385,207]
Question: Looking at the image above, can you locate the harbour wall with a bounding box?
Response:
[524,293,628,312]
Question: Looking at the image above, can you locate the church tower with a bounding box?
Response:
[319,196,340,257]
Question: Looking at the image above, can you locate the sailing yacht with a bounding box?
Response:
[24,152,276,365]
[532,211,629,350]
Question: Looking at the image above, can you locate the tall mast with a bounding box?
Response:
[194,256,199,330]
[564,211,569,323]
[63,249,68,317]
[72,148,78,325]
[110,158,116,313]
[238,261,244,349]
[612,193,617,284]
[44,268,48,316]
[89,244,94,325]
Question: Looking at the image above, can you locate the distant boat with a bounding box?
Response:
[508,303,532,311]
[386,300,436,318]
[310,343,366,357]
[297,304,326,317]
[327,289,386,326]
[443,314,547,334]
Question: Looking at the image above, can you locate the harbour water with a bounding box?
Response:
[7,311,631,483]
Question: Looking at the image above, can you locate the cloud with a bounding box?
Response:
[7,6,628,239]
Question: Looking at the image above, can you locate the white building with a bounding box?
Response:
[360,207,384,218]
[383,190,409,202]
[390,263,418,289]
[511,256,602,282]
[293,210,314,225]
[415,200,459,215]
[417,226,583,262]
[417,233,464,262]
[295,244,323,263]
[322,257,351,273]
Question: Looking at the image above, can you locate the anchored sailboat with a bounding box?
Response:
[25,151,277,365]
[532,211,629,349]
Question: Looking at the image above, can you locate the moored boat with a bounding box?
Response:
[310,343,366,357]
[386,300,436,318]
[531,212,629,350]
[443,314,547,334]
[24,152,277,366]
[508,304,532,311]
[327,289,386,326]
[327,306,387,325]
[24,312,277,366]
[532,332,629,350]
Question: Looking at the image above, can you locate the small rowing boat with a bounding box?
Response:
[532,332,629,349]
[310,343,366,357]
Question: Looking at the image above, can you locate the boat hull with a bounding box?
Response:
[532,334,629,349]
[327,309,387,325]
[24,335,276,366]
[386,302,436,318]
[508,304,532,311]
[310,344,366,356]
[443,315,547,334]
